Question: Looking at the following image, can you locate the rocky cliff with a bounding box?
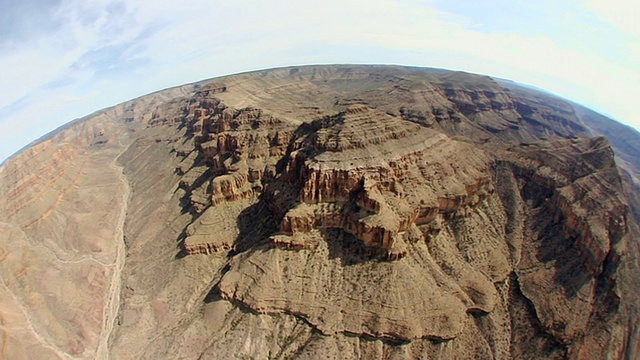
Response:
[0,65,639,359]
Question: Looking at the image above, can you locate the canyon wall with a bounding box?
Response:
[1,65,639,359]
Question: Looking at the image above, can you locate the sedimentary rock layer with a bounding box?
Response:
[1,65,639,359]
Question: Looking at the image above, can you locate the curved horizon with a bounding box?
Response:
[1,0,638,163]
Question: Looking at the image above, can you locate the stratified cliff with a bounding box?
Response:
[0,65,639,359]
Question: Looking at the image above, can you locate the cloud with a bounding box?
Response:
[0,0,160,160]
[0,0,63,46]
[0,84,98,164]
[586,0,640,37]
[0,0,638,162]
[0,0,144,107]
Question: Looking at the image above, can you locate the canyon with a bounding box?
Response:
[0,65,639,359]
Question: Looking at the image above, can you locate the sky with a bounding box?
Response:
[0,0,638,163]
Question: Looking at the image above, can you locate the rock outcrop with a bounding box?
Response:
[1,65,639,359]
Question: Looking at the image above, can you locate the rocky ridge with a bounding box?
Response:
[0,65,639,359]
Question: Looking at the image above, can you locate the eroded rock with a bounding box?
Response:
[1,65,639,359]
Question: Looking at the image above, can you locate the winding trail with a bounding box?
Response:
[95,146,130,360]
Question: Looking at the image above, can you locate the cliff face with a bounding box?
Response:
[0,65,639,359]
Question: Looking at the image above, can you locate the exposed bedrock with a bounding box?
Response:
[103,69,636,356]
[160,86,633,349]
[3,66,640,359]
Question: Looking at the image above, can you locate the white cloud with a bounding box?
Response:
[0,0,638,162]
[586,0,640,37]
[0,43,74,108]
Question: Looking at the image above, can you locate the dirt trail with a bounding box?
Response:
[95,147,130,360]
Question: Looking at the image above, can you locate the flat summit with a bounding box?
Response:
[1,65,639,359]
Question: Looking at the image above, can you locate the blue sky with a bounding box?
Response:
[0,0,638,162]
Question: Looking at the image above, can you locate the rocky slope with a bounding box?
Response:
[0,65,639,359]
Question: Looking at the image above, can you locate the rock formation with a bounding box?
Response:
[0,65,639,359]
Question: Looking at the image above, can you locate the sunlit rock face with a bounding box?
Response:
[1,65,639,359]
